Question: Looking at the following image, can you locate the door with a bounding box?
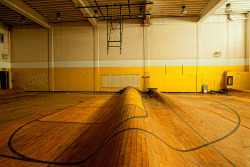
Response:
[0,71,9,89]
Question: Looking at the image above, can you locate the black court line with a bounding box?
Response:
[160,93,240,166]
[1,97,95,161]
[48,108,109,166]
[36,120,103,124]
[0,91,241,166]
[1,94,149,165]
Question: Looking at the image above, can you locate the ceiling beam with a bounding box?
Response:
[144,0,154,25]
[0,0,51,29]
[72,0,98,27]
[128,0,131,18]
[198,0,228,22]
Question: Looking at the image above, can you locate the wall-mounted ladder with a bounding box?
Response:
[107,5,123,55]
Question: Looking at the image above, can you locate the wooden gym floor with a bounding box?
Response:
[0,87,249,167]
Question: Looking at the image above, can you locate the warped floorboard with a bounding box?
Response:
[0,88,249,166]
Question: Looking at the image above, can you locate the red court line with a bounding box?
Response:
[205,108,250,130]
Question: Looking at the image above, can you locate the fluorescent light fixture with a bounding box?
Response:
[225,3,233,13]
[180,5,187,16]
[94,10,98,17]
[20,15,26,24]
[138,7,144,18]
[56,12,61,22]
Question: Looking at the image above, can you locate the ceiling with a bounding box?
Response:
[22,0,87,23]
[0,3,34,25]
[86,0,147,19]
[0,0,249,26]
[151,0,211,17]
[215,0,250,14]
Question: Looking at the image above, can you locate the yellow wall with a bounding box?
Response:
[12,68,49,91]
[226,71,250,90]
[98,67,144,92]
[54,67,94,91]
[148,66,197,92]
[197,66,246,92]
[10,16,250,92]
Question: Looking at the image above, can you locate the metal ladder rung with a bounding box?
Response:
[109,46,121,47]
[108,41,121,42]
[111,28,122,30]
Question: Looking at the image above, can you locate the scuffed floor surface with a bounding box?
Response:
[0,88,249,167]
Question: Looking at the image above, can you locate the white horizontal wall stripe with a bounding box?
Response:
[149,60,197,66]
[100,60,144,67]
[54,61,94,68]
[0,62,11,69]
[247,58,250,66]
[197,59,246,66]
[11,59,247,69]
[12,62,48,68]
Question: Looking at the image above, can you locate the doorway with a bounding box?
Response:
[0,71,9,89]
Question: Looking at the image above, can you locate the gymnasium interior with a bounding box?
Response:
[0,0,249,166]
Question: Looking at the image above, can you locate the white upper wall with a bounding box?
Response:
[150,18,197,60]
[10,15,247,67]
[11,24,48,63]
[246,13,250,63]
[53,22,94,62]
[199,15,245,60]
[0,21,11,69]
[98,21,144,61]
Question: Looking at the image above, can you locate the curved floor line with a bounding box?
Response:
[0,125,240,166]
[160,93,240,167]
[165,105,249,129]
[37,120,102,124]
[160,93,241,143]
[5,96,149,165]
[1,92,241,166]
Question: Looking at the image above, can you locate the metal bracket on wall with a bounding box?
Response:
[142,76,150,78]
